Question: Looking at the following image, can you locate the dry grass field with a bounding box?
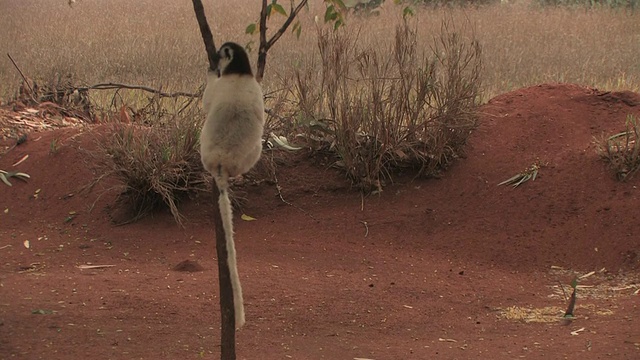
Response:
[0,0,639,103]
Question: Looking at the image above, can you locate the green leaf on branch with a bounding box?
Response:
[324,5,338,23]
[570,277,578,289]
[272,3,287,16]
[292,20,302,39]
[403,6,415,18]
[323,2,346,30]
[245,40,255,53]
[245,23,257,35]
[332,0,347,11]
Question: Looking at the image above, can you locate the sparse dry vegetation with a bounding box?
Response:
[289,19,481,190]
[88,109,207,225]
[2,0,640,221]
[595,114,640,181]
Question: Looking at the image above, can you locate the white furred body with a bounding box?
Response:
[200,71,264,178]
[200,71,264,328]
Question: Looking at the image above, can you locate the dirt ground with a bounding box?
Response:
[1,83,639,360]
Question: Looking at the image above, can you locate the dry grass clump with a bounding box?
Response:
[595,114,640,181]
[89,107,207,225]
[11,72,93,119]
[288,19,481,191]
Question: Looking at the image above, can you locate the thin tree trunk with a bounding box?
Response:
[257,0,269,82]
[190,2,235,359]
[212,182,237,360]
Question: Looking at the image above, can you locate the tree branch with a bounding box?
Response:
[266,0,308,50]
[7,53,36,102]
[212,183,237,360]
[256,0,308,82]
[257,0,269,82]
[191,0,219,71]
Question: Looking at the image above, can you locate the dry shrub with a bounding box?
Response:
[290,18,481,192]
[595,114,640,181]
[14,73,92,119]
[90,105,207,225]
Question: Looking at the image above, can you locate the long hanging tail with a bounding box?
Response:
[215,176,245,328]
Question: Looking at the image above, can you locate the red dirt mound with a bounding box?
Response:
[1,83,639,359]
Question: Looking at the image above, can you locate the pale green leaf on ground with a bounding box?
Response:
[0,170,31,186]
[241,214,257,221]
[269,133,302,151]
[498,163,540,188]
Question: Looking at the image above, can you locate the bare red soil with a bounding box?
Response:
[1,83,639,359]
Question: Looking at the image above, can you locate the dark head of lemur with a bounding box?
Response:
[215,42,253,77]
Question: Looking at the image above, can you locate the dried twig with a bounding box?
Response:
[77,264,115,270]
[7,53,35,99]
[79,83,201,98]
[558,280,569,301]
[360,220,369,237]
[269,152,316,220]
